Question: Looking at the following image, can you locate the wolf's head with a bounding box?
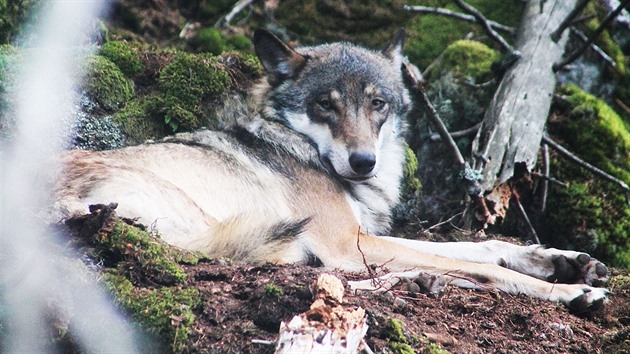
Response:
[253,30,410,182]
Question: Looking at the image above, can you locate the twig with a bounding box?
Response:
[215,0,256,27]
[532,172,568,188]
[430,122,482,141]
[403,5,514,34]
[251,339,275,345]
[551,0,590,42]
[403,61,465,167]
[452,0,518,54]
[512,189,541,244]
[570,27,616,68]
[542,135,630,207]
[615,97,630,115]
[553,0,630,72]
[540,143,550,213]
[426,212,464,231]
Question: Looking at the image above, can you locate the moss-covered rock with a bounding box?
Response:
[157,51,229,131]
[95,219,190,284]
[99,40,144,77]
[188,27,252,55]
[428,39,499,82]
[545,85,630,267]
[103,272,201,353]
[404,0,523,70]
[84,55,135,112]
[554,85,630,183]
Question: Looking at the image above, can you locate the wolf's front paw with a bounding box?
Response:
[545,250,608,287]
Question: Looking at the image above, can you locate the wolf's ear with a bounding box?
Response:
[381,28,405,70]
[254,29,307,86]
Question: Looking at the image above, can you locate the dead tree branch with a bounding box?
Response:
[452,0,518,55]
[570,27,617,68]
[430,122,482,141]
[403,5,514,34]
[554,0,630,71]
[551,0,590,42]
[215,0,256,28]
[542,135,630,207]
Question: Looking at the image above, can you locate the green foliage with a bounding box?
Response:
[429,39,499,82]
[99,40,144,77]
[0,0,39,43]
[84,55,135,112]
[189,28,252,55]
[546,85,630,267]
[103,272,201,353]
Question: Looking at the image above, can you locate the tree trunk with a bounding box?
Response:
[471,0,576,195]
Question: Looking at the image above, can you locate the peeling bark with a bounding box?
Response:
[471,0,577,193]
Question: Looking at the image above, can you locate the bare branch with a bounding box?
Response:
[215,0,256,28]
[570,27,617,68]
[551,0,590,42]
[542,135,630,207]
[553,0,630,72]
[513,190,541,244]
[452,0,518,55]
[403,5,514,34]
[430,122,482,141]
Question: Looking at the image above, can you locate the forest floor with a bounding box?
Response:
[63,210,630,353]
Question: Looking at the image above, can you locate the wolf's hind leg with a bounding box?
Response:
[379,237,608,286]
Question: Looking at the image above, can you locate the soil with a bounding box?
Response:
[179,260,630,354]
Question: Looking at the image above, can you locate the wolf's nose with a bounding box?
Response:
[349,152,376,175]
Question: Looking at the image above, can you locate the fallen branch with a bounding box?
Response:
[553,0,630,71]
[542,135,630,206]
[512,189,541,244]
[452,0,518,55]
[430,122,482,141]
[403,5,514,34]
[215,0,256,28]
[551,0,590,42]
[570,27,617,68]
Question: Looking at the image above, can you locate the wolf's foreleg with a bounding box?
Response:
[379,237,608,286]
[321,234,607,312]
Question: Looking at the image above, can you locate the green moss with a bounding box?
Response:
[189,28,253,55]
[386,318,417,353]
[157,51,229,131]
[545,85,630,267]
[85,55,135,112]
[264,284,283,298]
[403,143,422,195]
[103,272,200,353]
[112,96,167,142]
[99,40,144,77]
[429,40,499,82]
[556,85,630,184]
[404,0,523,69]
[609,275,630,297]
[96,220,188,284]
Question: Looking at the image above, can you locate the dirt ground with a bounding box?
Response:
[180,260,630,353]
[49,207,629,353]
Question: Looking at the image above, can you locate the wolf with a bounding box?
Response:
[55,29,608,312]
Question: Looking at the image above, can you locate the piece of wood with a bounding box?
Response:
[275,274,369,354]
[471,0,577,193]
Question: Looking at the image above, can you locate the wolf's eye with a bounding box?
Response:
[318,99,333,111]
[371,99,386,111]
